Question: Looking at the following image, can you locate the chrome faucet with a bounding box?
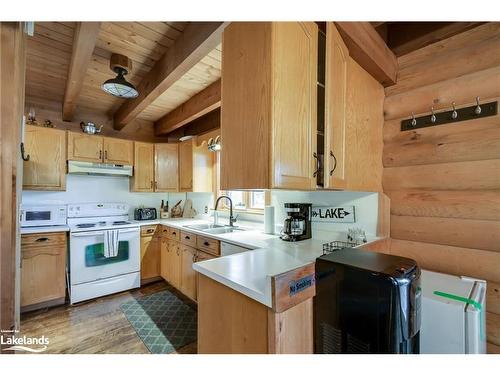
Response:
[214,195,237,227]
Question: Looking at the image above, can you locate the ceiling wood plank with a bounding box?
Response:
[155,79,221,135]
[113,22,228,130]
[62,22,101,121]
[335,22,398,86]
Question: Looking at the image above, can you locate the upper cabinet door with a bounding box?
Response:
[271,22,318,190]
[178,140,193,192]
[67,132,103,163]
[131,142,154,192]
[103,137,133,165]
[23,125,67,191]
[324,23,349,189]
[155,143,179,192]
[193,140,214,193]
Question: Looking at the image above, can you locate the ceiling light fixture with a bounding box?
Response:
[101,54,139,99]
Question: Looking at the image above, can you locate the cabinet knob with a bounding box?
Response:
[172,231,176,235]
[203,241,209,246]
[185,235,190,240]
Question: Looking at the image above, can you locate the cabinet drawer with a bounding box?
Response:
[140,225,157,237]
[196,235,220,256]
[180,231,197,247]
[21,232,66,249]
[196,249,217,261]
[160,225,170,238]
[168,227,181,241]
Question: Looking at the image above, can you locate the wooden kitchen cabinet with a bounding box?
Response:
[221,22,318,190]
[178,140,193,192]
[21,232,67,311]
[155,143,179,192]
[140,227,160,283]
[180,245,197,301]
[67,132,103,163]
[23,125,66,191]
[160,237,170,281]
[179,138,214,193]
[131,142,154,192]
[324,23,348,189]
[103,137,133,165]
[168,240,182,289]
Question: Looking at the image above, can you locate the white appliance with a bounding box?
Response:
[68,202,140,304]
[220,242,252,256]
[67,160,133,176]
[20,204,67,227]
[420,269,486,354]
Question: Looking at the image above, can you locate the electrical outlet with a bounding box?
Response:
[204,206,208,214]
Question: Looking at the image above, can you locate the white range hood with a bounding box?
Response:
[68,160,133,177]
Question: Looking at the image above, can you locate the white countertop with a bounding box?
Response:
[20,225,70,234]
[20,217,382,308]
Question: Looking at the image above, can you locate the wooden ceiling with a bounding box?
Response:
[25,21,222,129]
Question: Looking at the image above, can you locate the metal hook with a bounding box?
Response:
[430,107,436,123]
[411,112,417,127]
[451,102,458,119]
[475,97,482,115]
[20,142,30,161]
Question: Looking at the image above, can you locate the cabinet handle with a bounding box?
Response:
[35,237,49,242]
[176,248,180,256]
[329,151,337,176]
[146,229,154,233]
[203,241,210,246]
[154,181,158,190]
[193,254,197,262]
[99,150,103,160]
[312,152,320,178]
[150,181,153,188]
[172,231,176,236]
[104,150,108,160]
[185,235,190,240]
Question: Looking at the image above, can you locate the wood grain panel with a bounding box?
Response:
[487,312,500,347]
[387,23,500,96]
[487,342,500,354]
[383,123,500,167]
[384,66,500,121]
[391,215,500,252]
[388,190,500,221]
[383,160,500,191]
[389,239,500,284]
[487,281,500,315]
[197,274,268,354]
[154,143,179,192]
[220,22,272,190]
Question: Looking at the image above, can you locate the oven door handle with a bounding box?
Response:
[71,228,139,237]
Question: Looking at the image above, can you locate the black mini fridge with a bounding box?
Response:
[314,249,421,354]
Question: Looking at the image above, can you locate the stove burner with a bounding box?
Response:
[98,221,106,225]
[76,223,96,228]
[113,221,130,225]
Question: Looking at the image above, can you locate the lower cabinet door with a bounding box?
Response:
[168,241,182,288]
[140,236,160,281]
[21,237,66,308]
[180,245,197,301]
[160,238,170,282]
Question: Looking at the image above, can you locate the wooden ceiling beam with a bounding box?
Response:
[113,22,228,130]
[155,79,221,135]
[335,22,398,86]
[62,22,100,121]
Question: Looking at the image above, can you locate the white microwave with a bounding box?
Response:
[20,204,67,227]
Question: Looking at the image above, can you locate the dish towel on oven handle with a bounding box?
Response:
[104,229,120,258]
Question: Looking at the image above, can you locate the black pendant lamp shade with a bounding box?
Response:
[102,54,139,99]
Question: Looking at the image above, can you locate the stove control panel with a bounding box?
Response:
[67,203,130,218]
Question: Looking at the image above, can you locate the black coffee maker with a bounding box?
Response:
[280,203,312,242]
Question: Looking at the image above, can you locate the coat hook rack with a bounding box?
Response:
[20,142,30,161]
[401,99,498,132]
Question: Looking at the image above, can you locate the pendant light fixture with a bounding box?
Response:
[101,54,139,99]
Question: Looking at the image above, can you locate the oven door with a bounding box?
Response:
[70,227,140,285]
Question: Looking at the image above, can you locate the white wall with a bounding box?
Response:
[21,174,214,219]
[271,190,379,239]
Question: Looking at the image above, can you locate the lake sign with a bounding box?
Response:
[311,206,355,223]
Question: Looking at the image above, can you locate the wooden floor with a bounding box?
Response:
[20,281,198,354]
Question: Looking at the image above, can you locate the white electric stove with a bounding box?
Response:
[68,203,140,304]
